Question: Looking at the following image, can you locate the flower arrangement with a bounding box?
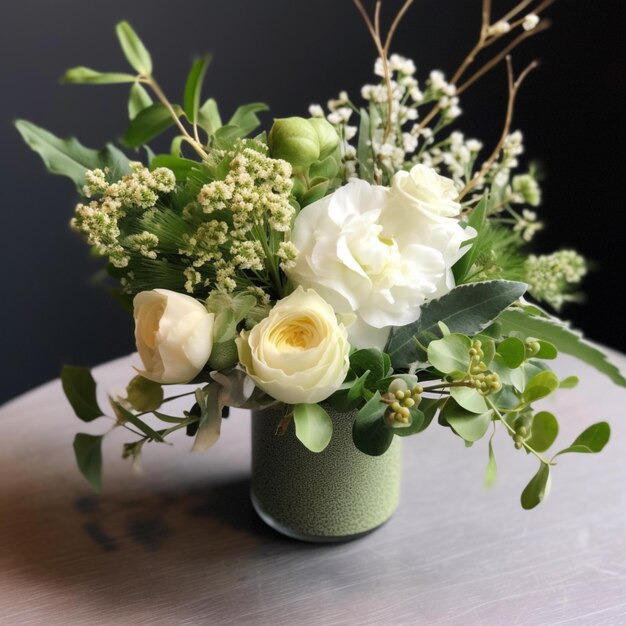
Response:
[17,0,624,510]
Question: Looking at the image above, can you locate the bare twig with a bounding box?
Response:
[384,0,415,52]
[457,57,539,201]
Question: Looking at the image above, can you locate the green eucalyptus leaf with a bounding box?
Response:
[427,333,471,375]
[15,120,130,190]
[128,82,153,119]
[453,192,488,282]
[73,433,103,492]
[523,370,559,403]
[442,400,492,442]
[497,336,526,369]
[122,103,182,148]
[227,102,269,137]
[293,403,333,453]
[450,386,489,414]
[392,408,425,437]
[63,66,137,84]
[386,281,527,368]
[115,21,153,75]
[526,411,559,452]
[61,366,104,422]
[555,422,610,456]
[415,397,442,434]
[356,107,374,182]
[192,385,223,451]
[184,56,211,124]
[149,154,197,180]
[559,375,579,389]
[536,340,558,360]
[498,309,626,388]
[353,392,394,456]
[198,98,222,135]
[521,463,551,509]
[485,438,497,488]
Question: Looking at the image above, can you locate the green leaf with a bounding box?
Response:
[357,107,374,182]
[301,179,330,207]
[310,156,339,181]
[122,103,182,148]
[115,21,152,75]
[349,348,390,390]
[452,193,488,283]
[198,98,222,135]
[386,281,527,369]
[61,366,103,422]
[73,433,103,492]
[227,102,269,137]
[63,66,137,84]
[192,385,223,451]
[149,154,197,180]
[214,124,243,149]
[15,120,130,190]
[442,401,492,442]
[536,340,557,360]
[183,56,211,124]
[353,392,394,456]
[293,403,333,453]
[392,408,425,437]
[485,438,497,488]
[450,386,489,414]
[521,463,551,509]
[112,401,165,442]
[427,333,471,375]
[128,82,153,119]
[526,411,559,452]
[523,370,559,403]
[555,422,610,456]
[497,336,526,369]
[498,309,626,388]
[559,375,579,389]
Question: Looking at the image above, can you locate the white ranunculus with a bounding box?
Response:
[236,287,350,404]
[133,289,215,384]
[286,175,473,348]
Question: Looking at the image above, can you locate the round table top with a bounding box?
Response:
[1,351,626,625]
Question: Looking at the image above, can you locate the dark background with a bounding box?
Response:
[1,0,624,404]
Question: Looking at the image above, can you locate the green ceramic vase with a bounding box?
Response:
[250,403,402,542]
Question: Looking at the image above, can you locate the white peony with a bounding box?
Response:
[236,287,350,404]
[287,169,473,348]
[133,289,215,384]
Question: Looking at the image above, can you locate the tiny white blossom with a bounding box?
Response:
[523,14,540,31]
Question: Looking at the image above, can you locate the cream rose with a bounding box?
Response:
[236,287,350,404]
[133,289,215,384]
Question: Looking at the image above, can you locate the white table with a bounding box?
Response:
[1,352,626,625]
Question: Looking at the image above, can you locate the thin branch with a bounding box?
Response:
[481,0,493,37]
[457,57,539,201]
[384,0,415,52]
[499,0,534,23]
[456,20,550,95]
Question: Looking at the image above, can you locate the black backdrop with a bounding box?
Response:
[1,0,624,404]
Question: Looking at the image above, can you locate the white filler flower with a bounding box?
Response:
[287,168,473,348]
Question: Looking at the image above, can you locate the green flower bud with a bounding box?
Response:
[308,117,340,160]
[126,375,164,413]
[208,339,239,371]
[269,117,320,168]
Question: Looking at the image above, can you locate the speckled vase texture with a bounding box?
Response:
[251,403,402,542]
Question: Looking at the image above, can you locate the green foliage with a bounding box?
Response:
[521,463,551,510]
[353,392,394,456]
[498,308,626,388]
[73,433,103,492]
[555,422,610,456]
[427,334,471,375]
[523,371,559,403]
[112,400,165,442]
[386,280,527,368]
[128,82,153,119]
[15,120,130,190]
[441,401,492,442]
[485,437,497,488]
[452,193,488,283]
[227,103,269,138]
[197,98,222,135]
[115,21,153,75]
[497,337,526,368]
[356,107,374,182]
[183,56,211,124]
[122,103,183,148]
[149,154,197,180]
[293,404,333,453]
[63,67,137,84]
[525,411,558,453]
[191,385,223,451]
[61,366,103,422]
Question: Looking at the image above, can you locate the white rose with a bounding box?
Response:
[236,287,350,404]
[287,178,464,348]
[134,289,215,384]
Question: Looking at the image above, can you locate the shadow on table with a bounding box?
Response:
[1,475,328,598]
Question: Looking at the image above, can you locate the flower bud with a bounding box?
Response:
[308,117,340,160]
[126,375,164,412]
[269,117,320,168]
